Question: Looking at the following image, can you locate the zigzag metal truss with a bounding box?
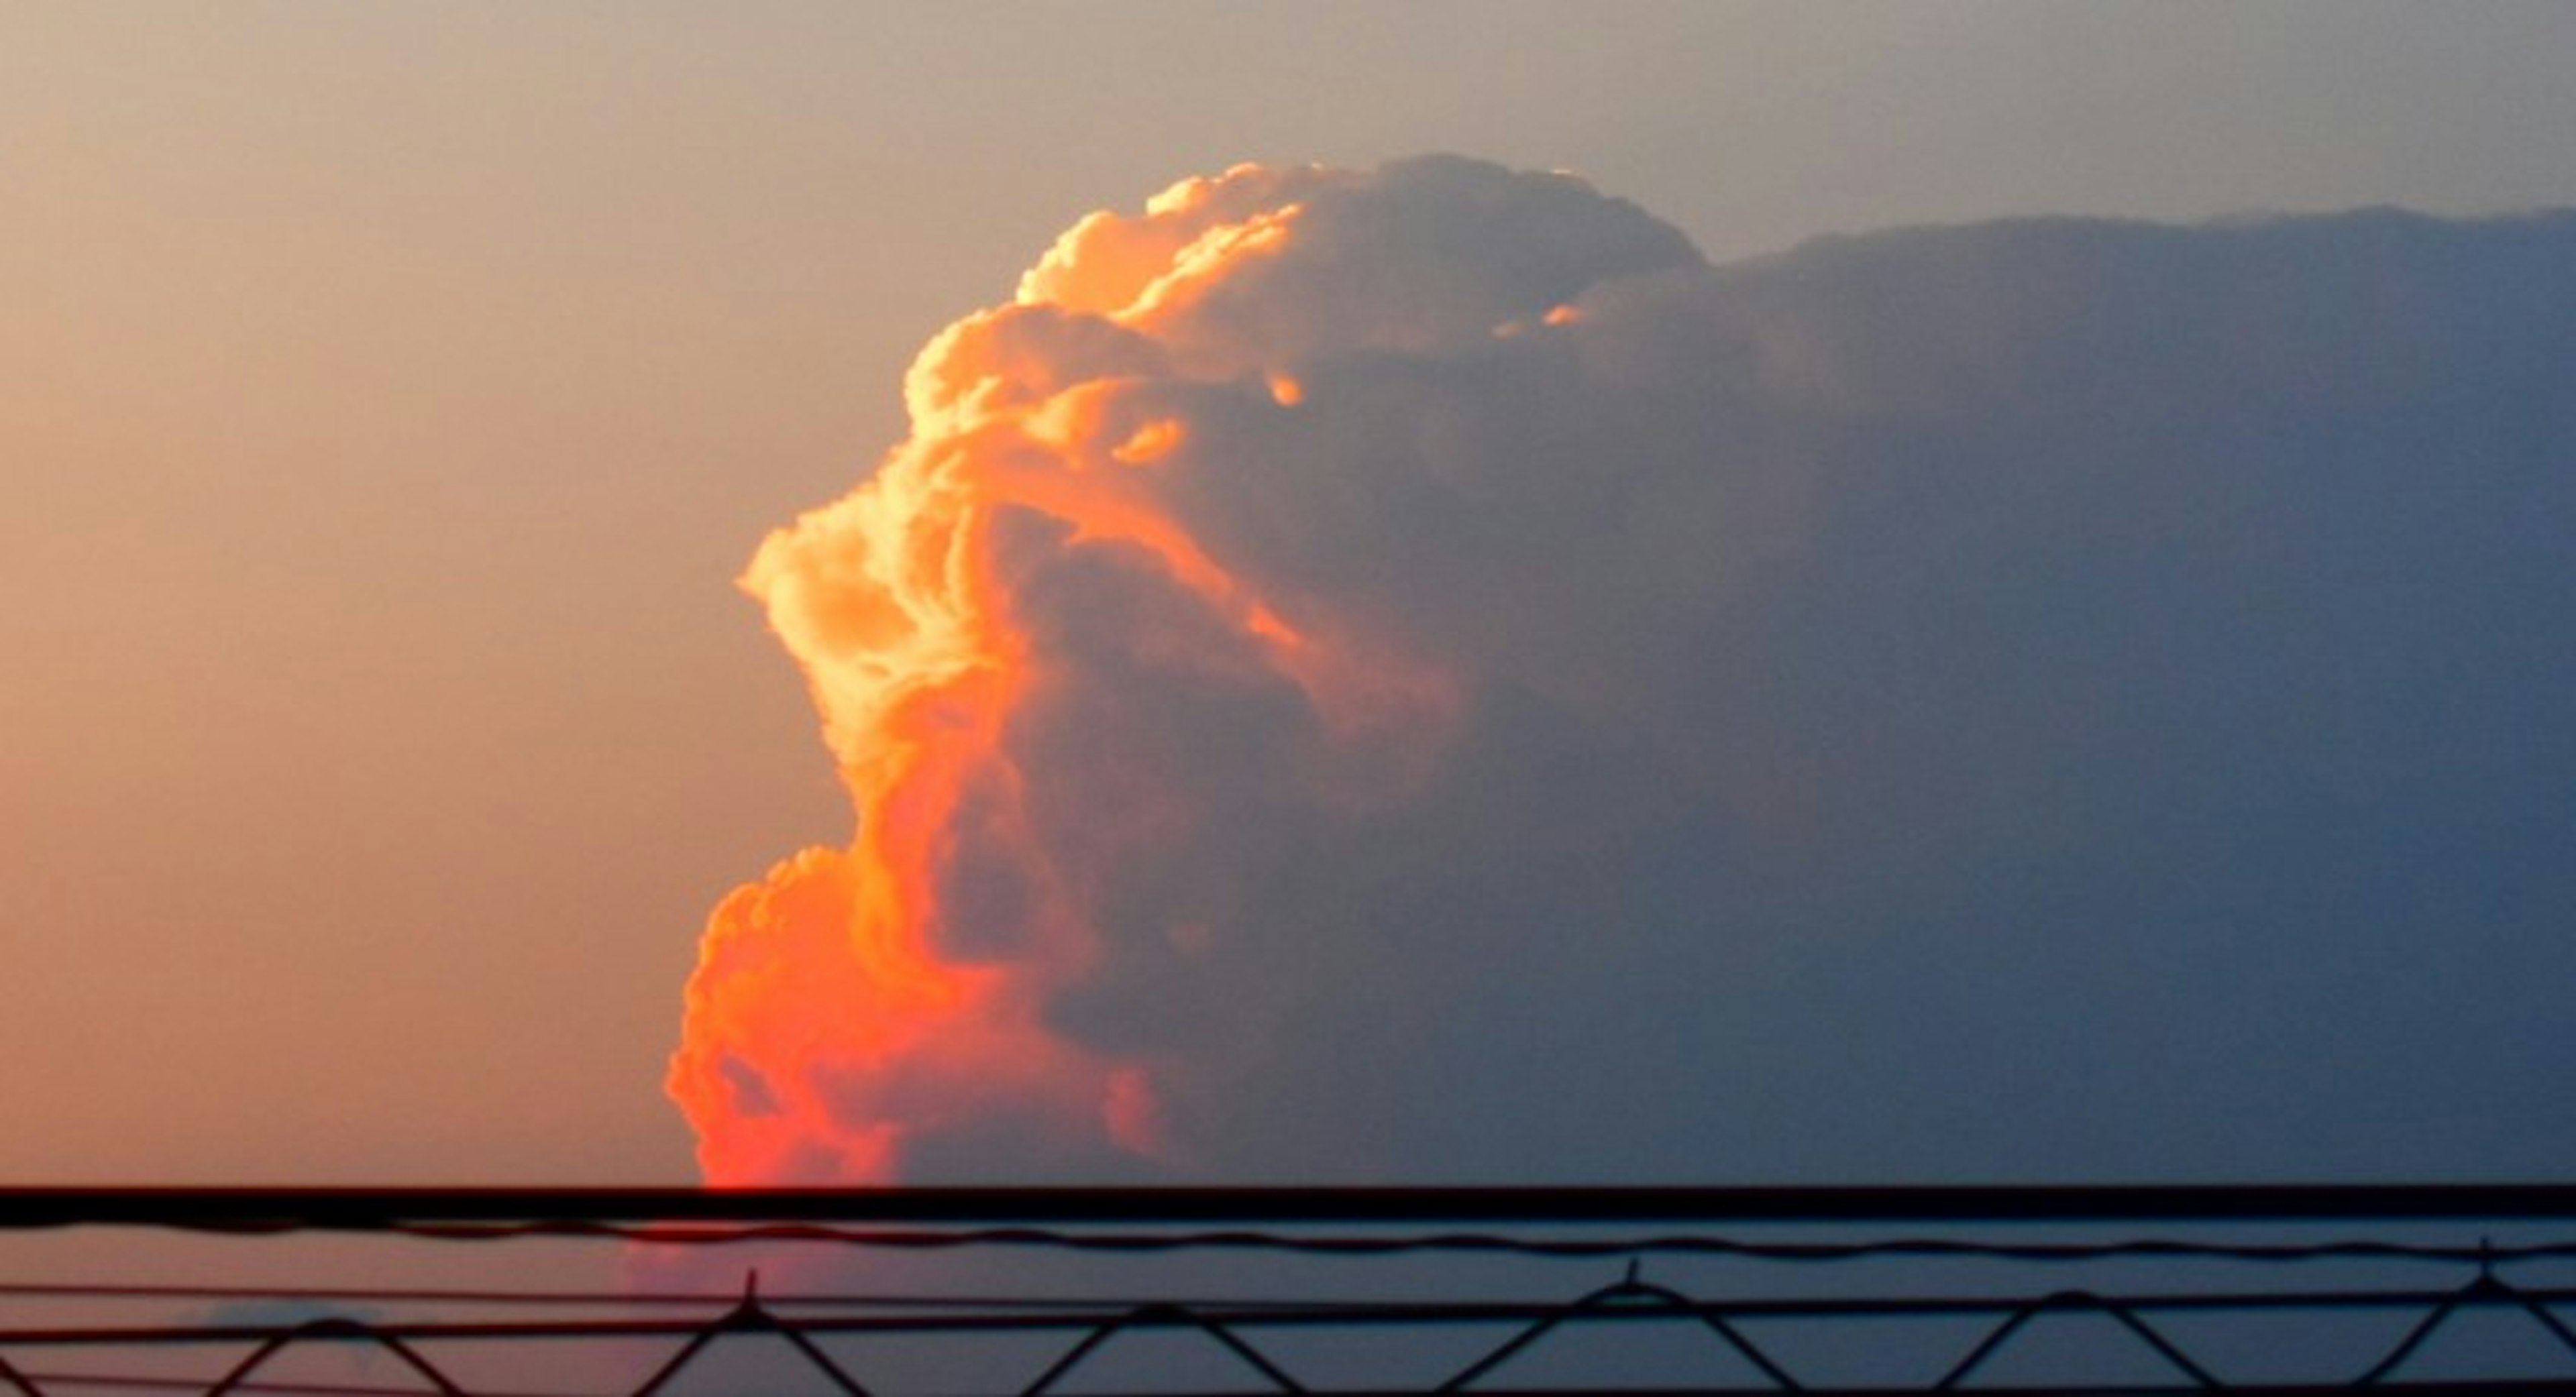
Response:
[3,1187,2575,1395]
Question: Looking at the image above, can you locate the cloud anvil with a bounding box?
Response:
[671,158,2576,1185]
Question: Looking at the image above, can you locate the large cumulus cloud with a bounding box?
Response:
[673,156,2576,1183]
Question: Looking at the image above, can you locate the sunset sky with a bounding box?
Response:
[6,3,2575,1186]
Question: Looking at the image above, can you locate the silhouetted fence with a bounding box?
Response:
[4,1186,2575,1394]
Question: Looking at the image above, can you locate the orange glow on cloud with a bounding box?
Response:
[667,164,1453,1184]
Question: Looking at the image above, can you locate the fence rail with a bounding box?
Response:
[3,1187,2573,1396]
[13,1185,2576,1226]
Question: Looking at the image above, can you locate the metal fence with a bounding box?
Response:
[4,1187,2575,1395]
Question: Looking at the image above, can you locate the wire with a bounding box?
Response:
[5,1277,2574,1394]
[13,1370,580,1397]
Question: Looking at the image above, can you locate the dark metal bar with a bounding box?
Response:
[576,1390,2576,1397]
[6,1185,2576,1229]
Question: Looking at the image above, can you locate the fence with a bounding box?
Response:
[3,1187,2575,1394]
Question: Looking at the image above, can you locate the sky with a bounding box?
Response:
[4,1,2574,1186]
